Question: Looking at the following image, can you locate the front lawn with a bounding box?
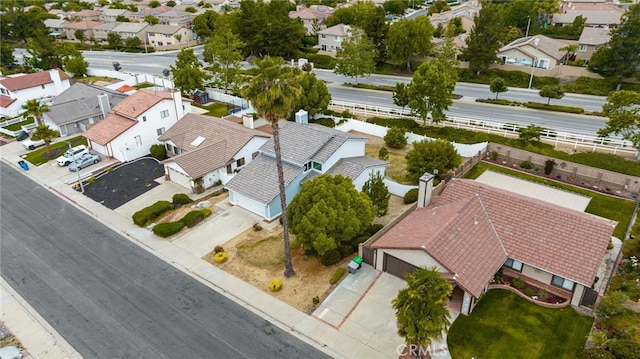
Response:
[448,289,593,359]
[194,102,229,117]
[22,136,87,166]
[464,161,635,239]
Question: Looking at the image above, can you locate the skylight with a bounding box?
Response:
[191,136,206,147]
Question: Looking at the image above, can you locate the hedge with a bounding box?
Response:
[330,267,346,285]
[525,102,584,114]
[475,98,513,106]
[132,200,173,227]
[367,117,420,130]
[338,244,354,258]
[172,193,193,205]
[152,221,185,237]
[404,188,419,204]
[303,53,337,69]
[179,208,212,228]
[320,249,342,266]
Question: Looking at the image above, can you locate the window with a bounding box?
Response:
[593,45,599,51]
[160,110,169,118]
[41,84,45,89]
[312,162,322,171]
[504,258,523,272]
[157,127,165,136]
[321,34,326,39]
[142,116,147,122]
[165,143,172,152]
[226,164,233,174]
[579,44,587,52]
[236,158,245,167]
[551,275,575,291]
[303,162,312,171]
[335,36,341,41]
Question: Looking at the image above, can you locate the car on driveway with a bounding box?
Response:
[56,145,89,166]
[69,153,101,172]
[22,138,45,150]
[15,130,29,141]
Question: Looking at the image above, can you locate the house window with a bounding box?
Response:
[236,158,245,167]
[504,258,523,272]
[335,36,341,41]
[551,275,575,291]
[304,162,312,171]
[226,164,233,174]
[165,143,172,152]
[252,151,259,159]
[160,110,169,118]
[157,127,165,136]
[312,162,322,171]
[321,34,326,39]
[593,45,599,51]
[143,116,147,122]
[41,84,45,89]
[579,44,587,52]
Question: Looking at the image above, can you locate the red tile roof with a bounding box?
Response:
[112,90,175,119]
[83,114,136,146]
[0,69,69,91]
[373,179,617,292]
[0,95,17,108]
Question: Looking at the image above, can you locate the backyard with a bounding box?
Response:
[448,289,594,358]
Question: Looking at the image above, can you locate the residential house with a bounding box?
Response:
[370,175,616,315]
[317,23,351,53]
[428,0,481,34]
[158,114,271,193]
[497,35,568,69]
[42,83,127,136]
[93,22,122,43]
[83,89,192,162]
[126,7,170,23]
[113,22,149,43]
[225,122,388,220]
[44,19,68,38]
[156,10,195,28]
[554,1,625,28]
[146,24,193,47]
[0,69,72,118]
[99,9,129,22]
[576,27,611,62]
[69,9,101,21]
[63,20,103,41]
[47,9,66,19]
[289,5,334,35]
[432,33,469,58]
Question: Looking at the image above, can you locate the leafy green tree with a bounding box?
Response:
[170,48,209,96]
[588,4,640,89]
[597,291,629,318]
[597,90,640,150]
[166,0,176,7]
[392,267,452,357]
[144,15,159,25]
[192,10,219,39]
[533,0,559,25]
[539,85,564,105]
[107,32,122,50]
[568,15,586,38]
[463,2,504,74]
[608,339,640,359]
[503,26,522,44]
[384,127,407,149]
[427,0,451,16]
[293,72,331,117]
[490,77,508,100]
[185,6,197,13]
[74,29,86,44]
[31,125,59,158]
[405,139,461,181]
[25,30,58,70]
[383,0,406,16]
[0,42,15,68]
[243,56,302,277]
[393,82,410,112]
[407,59,457,124]
[64,55,88,77]
[149,0,161,8]
[203,24,245,94]
[362,171,390,217]
[387,17,434,71]
[288,174,374,256]
[21,99,50,126]
[334,29,376,84]
[125,37,142,50]
[0,6,52,42]
[518,124,544,143]
[115,15,130,22]
[54,42,82,65]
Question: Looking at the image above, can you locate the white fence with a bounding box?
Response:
[0,116,37,137]
[204,90,254,115]
[87,69,174,90]
[383,178,417,197]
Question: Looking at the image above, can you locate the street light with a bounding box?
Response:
[525,16,531,37]
[70,142,84,193]
[528,37,540,89]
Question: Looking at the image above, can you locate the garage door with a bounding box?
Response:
[168,167,192,191]
[383,253,419,280]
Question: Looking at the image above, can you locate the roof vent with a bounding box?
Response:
[191,136,206,147]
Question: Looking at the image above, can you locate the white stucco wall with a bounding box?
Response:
[320,138,366,171]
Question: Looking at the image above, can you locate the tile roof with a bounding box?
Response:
[0,69,69,92]
[113,22,149,33]
[499,35,567,61]
[224,153,303,205]
[63,20,104,30]
[112,89,174,119]
[146,24,183,35]
[373,178,616,291]
[159,113,270,179]
[83,114,136,146]
[553,8,624,26]
[324,156,388,180]
[317,23,351,36]
[46,83,127,125]
[0,95,17,108]
[578,27,612,45]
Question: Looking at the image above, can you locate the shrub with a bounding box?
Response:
[252,221,263,231]
[378,147,389,161]
[609,339,640,359]
[525,102,584,114]
[475,98,512,106]
[581,348,614,359]
[491,150,498,160]
[544,159,555,175]
[520,160,533,169]
[524,288,535,297]
[384,127,408,149]
[538,288,549,301]
[365,223,384,237]
[179,210,205,228]
[152,221,185,237]
[312,295,320,305]
[404,188,419,204]
[338,244,354,258]
[214,251,228,263]
[320,249,342,266]
[172,193,193,205]
[132,200,173,226]
[269,279,282,292]
[149,143,167,160]
[330,267,346,285]
[511,277,526,289]
[304,53,336,69]
[367,117,419,130]
[87,176,96,184]
[214,245,224,253]
[311,118,335,128]
[201,208,212,217]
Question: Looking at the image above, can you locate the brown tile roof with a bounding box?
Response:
[63,20,103,29]
[83,113,136,146]
[159,113,270,179]
[0,95,17,108]
[373,179,616,291]
[112,90,174,119]
[0,69,69,91]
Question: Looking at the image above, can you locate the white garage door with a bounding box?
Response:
[168,167,192,191]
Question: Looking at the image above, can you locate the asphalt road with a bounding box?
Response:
[0,162,329,359]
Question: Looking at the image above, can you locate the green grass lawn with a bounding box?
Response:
[23,136,87,166]
[194,103,229,118]
[464,162,635,239]
[3,118,34,132]
[448,289,593,359]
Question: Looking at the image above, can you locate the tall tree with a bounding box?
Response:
[25,30,58,70]
[334,29,376,85]
[362,171,390,217]
[293,72,331,117]
[463,2,504,74]
[405,139,461,181]
[490,77,508,100]
[64,55,88,77]
[597,90,640,151]
[242,56,302,277]
[192,10,219,39]
[0,42,15,68]
[144,15,159,25]
[538,85,564,105]
[30,125,59,158]
[427,0,451,15]
[393,267,452,358]
[386,17,434,71]
[393,82,410,112]
[21,99,50,126]
[74,29,86,44]
[107,32,122,50]
[588,4,640,89]
[170,48,209,96]
[203,23,245,94]
[407,57,457,124]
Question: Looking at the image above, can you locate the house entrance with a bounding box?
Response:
[448,285,465,315]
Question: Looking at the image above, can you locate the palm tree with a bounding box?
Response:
[242,56,302,277]
[31,125,59,158]
[21,98,50,126]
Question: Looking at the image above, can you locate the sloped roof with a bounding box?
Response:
[159,113,270,179]
[94,22,121,31]
[111,89,174,119]
[63,20,104,30]
[83,113,136,146]
[146,24,183,35]
[498,35,567,61]
[317,23,351,36]
[45,83,127,125]
[113,22,148,33]
[373,179,617,290]
[553,6,624,26]
[0,69,70,92]
[44,19,67,27]
[0,95,17,108]
[578,27,612,45]
[324,156,388,180]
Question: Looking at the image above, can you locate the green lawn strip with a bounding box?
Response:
[448,289,593,359]
[23,136,88,166]
[3,119,34,132]
[194,103,229,117]
[134,83,154,89]
[463,162,634,239]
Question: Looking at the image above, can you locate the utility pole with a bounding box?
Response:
[70,142,84,193]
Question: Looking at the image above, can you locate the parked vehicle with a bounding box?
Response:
[22,138,45,150]
[56,145,89,166]
[0,345,23,359]
[15,131,29,141]
[69,153,101,172]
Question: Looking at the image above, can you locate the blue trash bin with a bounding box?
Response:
[18,160,29,171]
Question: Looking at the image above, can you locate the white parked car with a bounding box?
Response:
[56,145,89,166]
[22,138,45,150]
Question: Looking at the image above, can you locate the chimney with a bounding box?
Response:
[295,109,308,124]
[242,113,254,129]
[97,93,110,119]
[49,69,64,94]
[417,172,435,208]
[171,88,185,120]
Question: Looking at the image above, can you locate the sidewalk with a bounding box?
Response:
[0,141,398,359]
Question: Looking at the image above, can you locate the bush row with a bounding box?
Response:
[152,208,213,237]
[133,200,173,227]
[525,102,584,114]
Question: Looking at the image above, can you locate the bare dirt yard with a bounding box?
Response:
[158,191,229,226]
